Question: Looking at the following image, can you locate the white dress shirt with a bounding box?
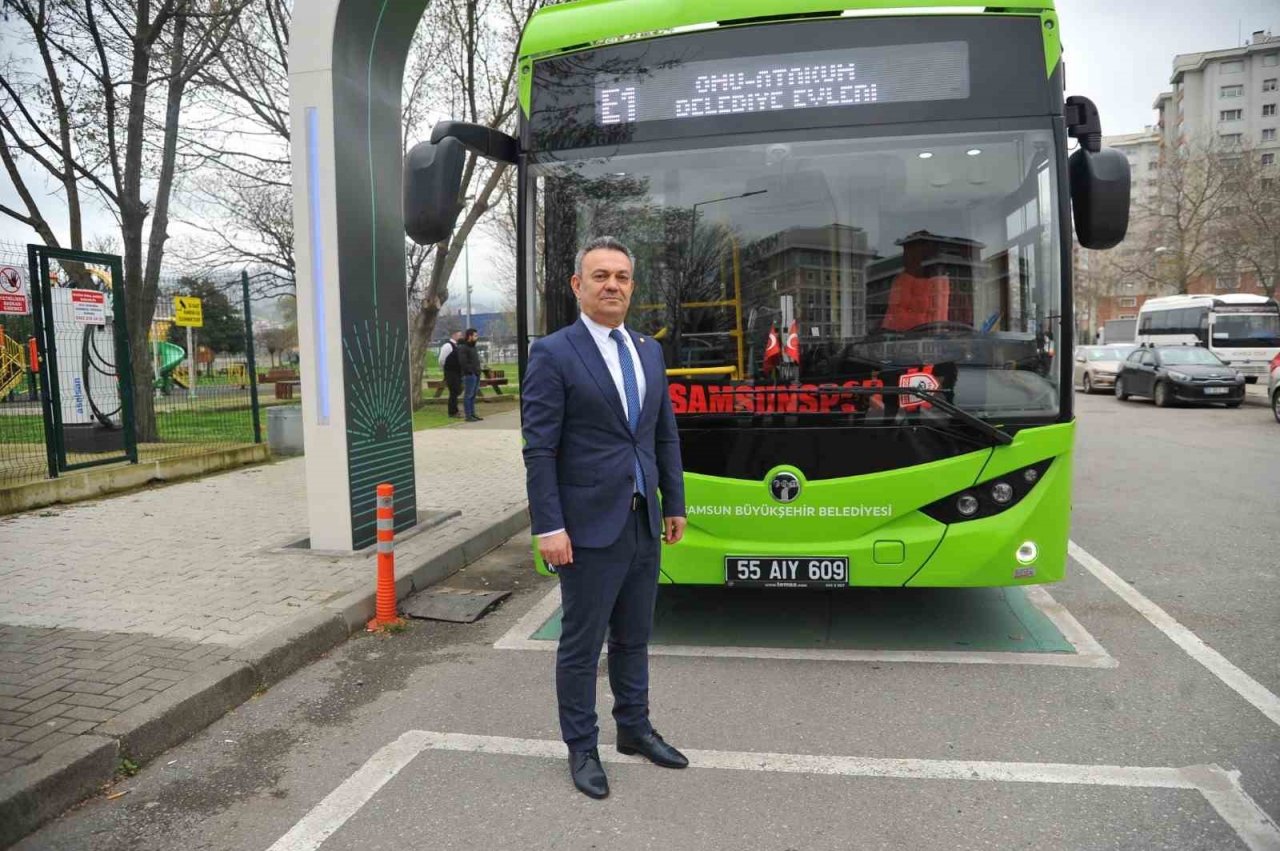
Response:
[540,314,647,540]
[579,312,647,416]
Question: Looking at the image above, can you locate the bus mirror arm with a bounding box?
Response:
[429,121,518,165]
[1064,95,1101,153]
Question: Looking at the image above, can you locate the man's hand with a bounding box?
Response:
[539,530,573,568]
[663,516,686,545]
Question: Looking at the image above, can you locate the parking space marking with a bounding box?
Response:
[1070,541,1280,728]
[267,731,1280,851]
[493,584,1116,668]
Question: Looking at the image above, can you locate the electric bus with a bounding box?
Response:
[404,0,1130,588]
[1135,294,1280,383]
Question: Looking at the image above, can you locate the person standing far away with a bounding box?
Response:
[439,330,464,418]
[520,235,689,800]
[459,327,484,422]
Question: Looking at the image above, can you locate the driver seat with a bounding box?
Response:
[881,272,951,332]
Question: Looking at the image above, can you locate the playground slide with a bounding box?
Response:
[155,341,188,390]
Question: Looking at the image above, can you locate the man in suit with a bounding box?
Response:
[521,236,688,800]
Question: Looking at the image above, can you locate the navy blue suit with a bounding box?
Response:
[521,317,685,751]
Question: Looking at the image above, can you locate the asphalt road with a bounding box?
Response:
[17,390,1280,851]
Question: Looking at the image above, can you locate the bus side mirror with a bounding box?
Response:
[404,136,466,246]
[1069,146,1130,250]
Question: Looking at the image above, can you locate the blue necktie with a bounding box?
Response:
[609,329,646,496]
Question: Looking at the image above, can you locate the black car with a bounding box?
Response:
[1115,345,1246,408]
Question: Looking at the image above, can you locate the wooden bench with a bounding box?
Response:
[275,380,302,400]
[426,376,509,397]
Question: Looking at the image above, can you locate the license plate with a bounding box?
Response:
[725,556,849,588]
[1204,386,1229,395]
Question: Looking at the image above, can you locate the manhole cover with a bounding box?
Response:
[403,587,510,623]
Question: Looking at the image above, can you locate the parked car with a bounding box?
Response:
[1269,352,1280,424]
[1115,345,1246,408]
[1073,344,1135,393]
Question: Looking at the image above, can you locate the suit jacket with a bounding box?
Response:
[521,317,685,548]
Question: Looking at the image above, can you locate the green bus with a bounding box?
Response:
[405,0,1129,589]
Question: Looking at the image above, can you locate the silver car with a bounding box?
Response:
[1073,345,1135,393]
[1269,353,1279,424]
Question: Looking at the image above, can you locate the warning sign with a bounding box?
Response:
[71,289,107,325]
[0,266,29,315]
[174,296,203,327]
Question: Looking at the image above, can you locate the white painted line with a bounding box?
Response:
[264,730,432,851]
[494,585,1116,669]
[1070,540,1280,728]
[269,732,1280,851]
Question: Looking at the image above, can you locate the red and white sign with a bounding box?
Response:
[0,266,29,315]
[898,367,940,412]
[71,289,107,325]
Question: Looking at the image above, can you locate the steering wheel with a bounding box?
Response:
[905,321,977,336]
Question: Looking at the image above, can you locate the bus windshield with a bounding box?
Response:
[1212,313,1280,348]
[531,126,1062,421]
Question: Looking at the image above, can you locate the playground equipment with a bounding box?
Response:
[0,328,27,399]
[153,341,188,393]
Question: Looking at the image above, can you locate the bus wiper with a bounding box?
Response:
[811,385,1012,446]
[892,388,1013,446]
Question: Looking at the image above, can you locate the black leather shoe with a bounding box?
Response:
[616,729,688,768]
[569,748,609,799]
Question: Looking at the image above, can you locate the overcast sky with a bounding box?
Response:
[2,0,1277,310]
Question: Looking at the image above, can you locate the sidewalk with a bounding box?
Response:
[0,411,527,845]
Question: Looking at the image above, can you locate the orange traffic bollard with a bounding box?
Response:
[367,483,403,631]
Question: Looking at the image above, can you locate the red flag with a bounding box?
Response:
[762,324,781,373]
[784,320,801,366]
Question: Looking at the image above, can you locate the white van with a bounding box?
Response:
[1134,293,1280,383]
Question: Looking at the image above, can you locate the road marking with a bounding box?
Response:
[1070,540,1280,728]
[268,731,1280,851]
[493,584,1116,668]
[265,729,432,851]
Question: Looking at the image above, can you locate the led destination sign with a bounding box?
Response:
[596,41,969,126]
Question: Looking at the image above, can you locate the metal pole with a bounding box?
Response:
[242,270,262,444]
[186,325,196,400]
[465,241,472,328]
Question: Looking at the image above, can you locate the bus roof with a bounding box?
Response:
[1140,293,1278,310]
[519,0,1058,62]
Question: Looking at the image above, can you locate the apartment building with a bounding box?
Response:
[1158,29,1280,162]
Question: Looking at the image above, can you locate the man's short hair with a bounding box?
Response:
[466,328,478,337]
[575,236,634,278]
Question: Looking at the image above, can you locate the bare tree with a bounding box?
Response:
[174,0,294,294]
[403,0,541,408]
[1220,146,1280,299]
[0,0,248,440]
[1118,140,1233,295]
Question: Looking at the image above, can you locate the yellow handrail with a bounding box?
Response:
[666,366,737,377]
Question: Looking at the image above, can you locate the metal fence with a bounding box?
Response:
[1,242,270,489]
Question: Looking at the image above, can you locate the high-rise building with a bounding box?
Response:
[1158,29,1280,162]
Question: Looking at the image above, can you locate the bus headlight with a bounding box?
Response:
[921,459,1053,524]
[1016,541,1038,564]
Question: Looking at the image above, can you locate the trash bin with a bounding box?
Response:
[267,406,304,456]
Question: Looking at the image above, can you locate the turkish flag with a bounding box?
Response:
[763,324,781,373]
[784,320,801,366]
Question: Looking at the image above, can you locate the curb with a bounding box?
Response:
[0,504,531,848]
